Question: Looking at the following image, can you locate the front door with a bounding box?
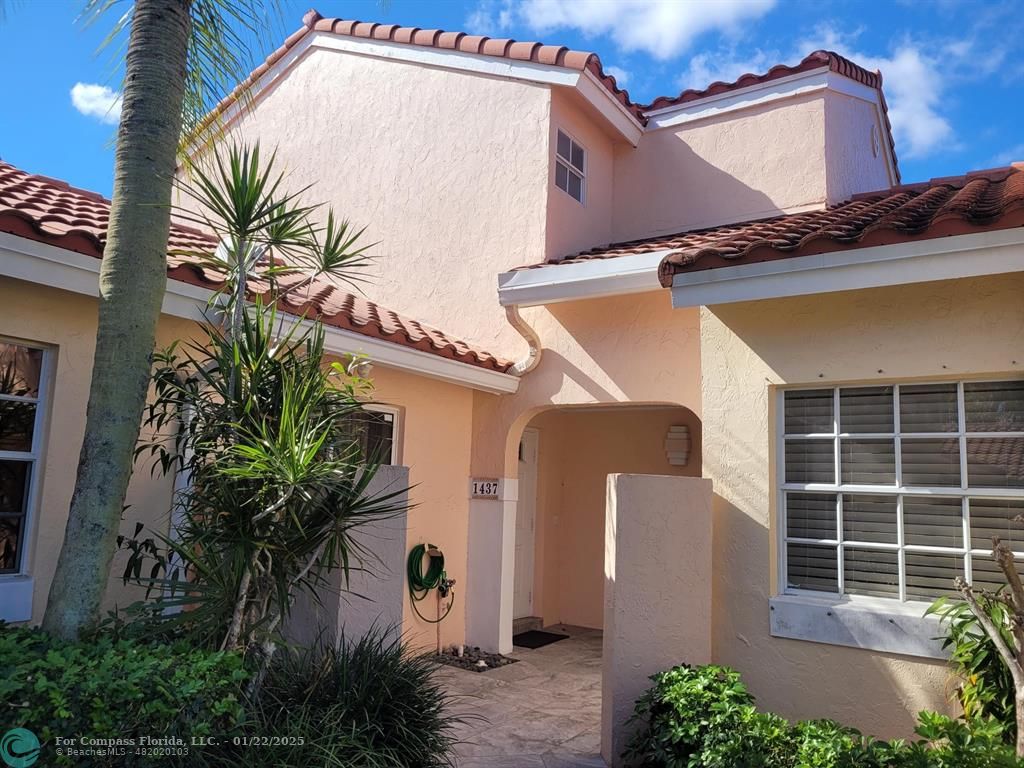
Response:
[514,428,539,619]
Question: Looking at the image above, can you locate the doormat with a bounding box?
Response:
[512,629,569,649]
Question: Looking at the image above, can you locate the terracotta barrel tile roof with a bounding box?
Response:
[517,165,1024,288]
[0,161,512,373]
[202,8,644,132]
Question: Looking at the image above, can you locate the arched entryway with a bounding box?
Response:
[511,403,702,641]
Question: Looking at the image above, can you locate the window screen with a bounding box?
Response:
[781,381,1024,602]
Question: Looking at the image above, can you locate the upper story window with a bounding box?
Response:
[555,129,585,204]
[779,380,1024,604]
[0,341,49,575]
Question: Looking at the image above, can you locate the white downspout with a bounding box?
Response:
[505,305,542,376]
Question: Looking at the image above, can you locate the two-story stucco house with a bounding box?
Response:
[3,9,1024,749]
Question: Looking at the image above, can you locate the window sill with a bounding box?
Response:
[0,575,34,622]
[769,593,946,660]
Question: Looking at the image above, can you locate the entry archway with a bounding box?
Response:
[510,403,701,642]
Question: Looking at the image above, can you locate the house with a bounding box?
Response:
[3,8,1024,752]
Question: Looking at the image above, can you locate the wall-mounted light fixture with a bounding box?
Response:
[665,425,691,466]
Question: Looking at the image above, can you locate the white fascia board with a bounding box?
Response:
[669,227,1024,308]
[0,233,519,394]
[646,69,879,131]
[497,250,666,307]
[578,69,643,146]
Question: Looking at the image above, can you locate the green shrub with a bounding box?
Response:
[218,627,463,767]
[0,624,248,767]
[624,663,1023,768]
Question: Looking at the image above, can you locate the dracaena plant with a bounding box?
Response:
[115,144,405,686]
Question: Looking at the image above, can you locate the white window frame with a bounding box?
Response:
[554,128,586,205]
[770,377,1024,658]
[363,404,402,466]
[0,339,53,621]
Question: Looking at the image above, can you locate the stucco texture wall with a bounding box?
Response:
[0,278,194,623]
[527,407,701,629]
[470,292,703,479]
[612,93,828,241]
[701,273,1024,738]
[825,90,894,204]
[545,89,615,261]
[363,364,475,650]
[185,45,552,358]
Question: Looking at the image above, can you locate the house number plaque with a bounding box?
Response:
[470,478,501,499]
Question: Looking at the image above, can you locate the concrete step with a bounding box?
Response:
[513,615,543,635]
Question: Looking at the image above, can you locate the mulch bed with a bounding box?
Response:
[434,645,519,673]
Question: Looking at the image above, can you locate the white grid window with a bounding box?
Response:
[780,380,1024,603]
[554,129,585,203]
[0,341,49,575]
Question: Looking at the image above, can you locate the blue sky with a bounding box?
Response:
[2,0,1022,197]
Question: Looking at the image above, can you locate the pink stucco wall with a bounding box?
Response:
[612,93,828,241]
[182,44,552,357]
[545,89,615,260]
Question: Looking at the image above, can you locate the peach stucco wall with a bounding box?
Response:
[825,90,893,203]
[470,292,703,480]
[0,277,194,624]
[545,89,615,261]
[528,407,701,629]
[187,44,552,358]
[700,273,1024,738]
[362,364,475,650]
[611,93,828,241]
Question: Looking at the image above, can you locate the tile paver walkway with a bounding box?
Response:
[437,625,606,768]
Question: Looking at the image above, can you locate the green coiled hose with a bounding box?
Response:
[407,543,454,624]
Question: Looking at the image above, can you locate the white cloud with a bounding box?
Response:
[604,65,630,86]
[797,27,954,160]
[993,144,1024,166]
[466,0,515,34]
[678,49,777,91]
[70,82,123,125]
[508,0,776,60]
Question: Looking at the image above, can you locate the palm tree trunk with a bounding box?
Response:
[42,0,192,640]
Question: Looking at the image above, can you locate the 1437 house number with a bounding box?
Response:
[471,479,500,498]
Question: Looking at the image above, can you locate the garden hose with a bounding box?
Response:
[407,543,455,624]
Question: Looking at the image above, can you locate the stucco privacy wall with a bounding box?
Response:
[0,278,195,623]
[700,272,1024,738]
[528,407,700,629]
[602,474,713,767]
[824,90,892,203]
[363,364,475,650]
[545,88,615,261]
[183,44,551,357]
[611,92,828,241]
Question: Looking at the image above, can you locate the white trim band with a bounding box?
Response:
[0,232,519,394]
[669,227,1024,308]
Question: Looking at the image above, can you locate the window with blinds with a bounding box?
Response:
[780,380,1024,602]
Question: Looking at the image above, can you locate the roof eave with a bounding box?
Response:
[0,231,520,394]
[666,227,1024,308]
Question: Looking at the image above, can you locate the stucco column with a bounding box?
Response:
[286,465,410,645]
[602,474,713,767]
[465,478,517,654]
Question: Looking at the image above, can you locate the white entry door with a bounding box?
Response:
[514,428,539,619]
